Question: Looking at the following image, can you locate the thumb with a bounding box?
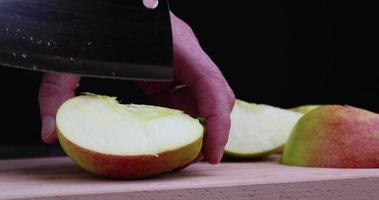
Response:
[38,72,81,144]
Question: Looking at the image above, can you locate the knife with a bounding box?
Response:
[0,0,173,81]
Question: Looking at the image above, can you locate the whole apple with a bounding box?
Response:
[281,105,379,168]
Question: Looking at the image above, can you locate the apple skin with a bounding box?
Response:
[58,130,203,179]
[290,105,320,114]
[281,105,379,168]
[224,145,283,160]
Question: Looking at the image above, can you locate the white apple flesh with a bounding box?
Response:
[225,100,303,159]
[56,94,204,179]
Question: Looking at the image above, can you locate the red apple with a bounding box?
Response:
[281,105,379,168]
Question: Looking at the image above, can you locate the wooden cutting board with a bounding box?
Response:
[1,155,379,200]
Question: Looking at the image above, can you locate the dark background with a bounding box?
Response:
[1,1,378,158]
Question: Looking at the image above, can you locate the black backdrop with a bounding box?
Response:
[0,1,378,150]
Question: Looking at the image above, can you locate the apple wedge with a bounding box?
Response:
[224,100,303,159]
[56,93,204,179]
[290,105,320,114]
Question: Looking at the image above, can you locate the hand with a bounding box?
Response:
[39,12,235,164]
[137,13,235,163]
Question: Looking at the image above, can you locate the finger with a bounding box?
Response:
[151,86,198,116]
[136,81,178,96]
[194,77,235,164]
[39,72,81,144]
[170,12,236,163]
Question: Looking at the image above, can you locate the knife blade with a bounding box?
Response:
[0,0,173,81]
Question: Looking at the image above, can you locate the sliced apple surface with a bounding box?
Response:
[56,93,204,179]
[224,100,303,159]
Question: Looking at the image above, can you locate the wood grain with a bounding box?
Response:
[1,155,379,200]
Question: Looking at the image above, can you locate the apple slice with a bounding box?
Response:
[290,105,320,114]
[56,93,204,179]
[224,100,303,159]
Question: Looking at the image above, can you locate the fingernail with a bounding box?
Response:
[205,147,225,164]
[41,116,55,142]
[214,144,226,164]
[216,150,225,163]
